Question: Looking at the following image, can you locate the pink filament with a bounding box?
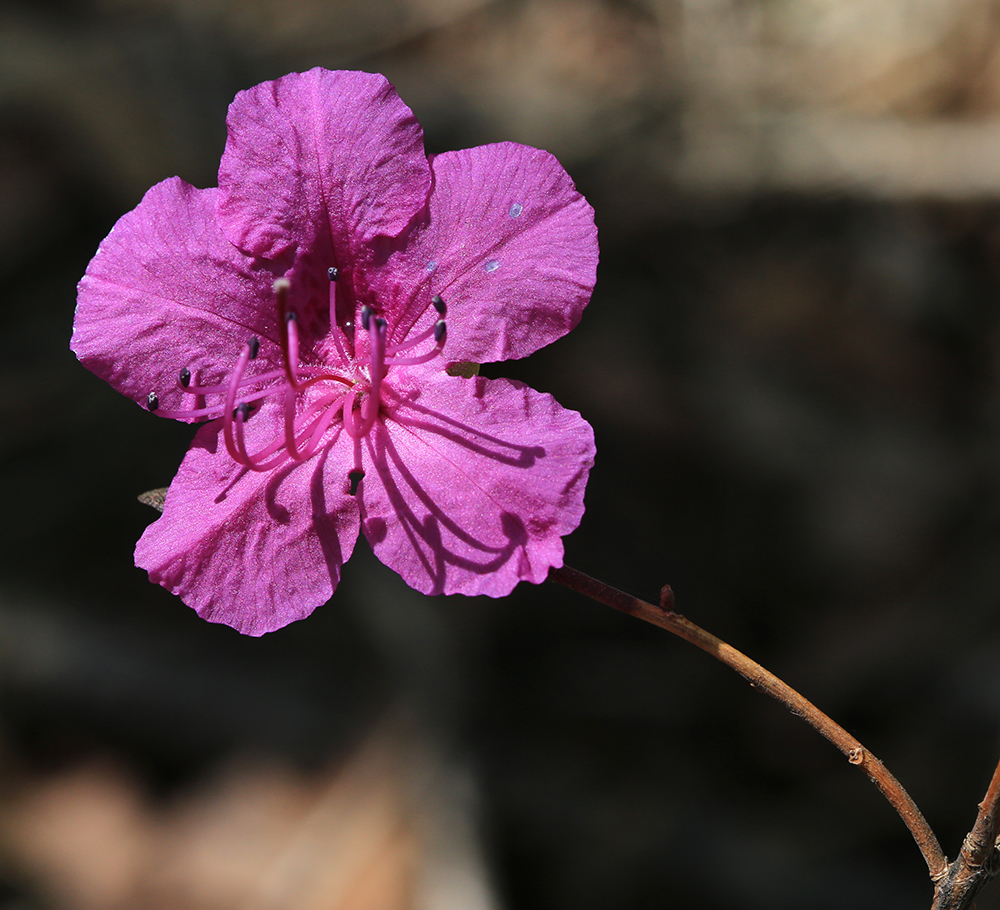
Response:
[283,384,301,458]
[153,385,273,421]
[384,322,437,355]
[179,367,288,396]
[285,314,302,388]
[385,347,442,367]
[342,386,364,440]
[222,341,255,463]
[299,393,348,460]
[153,284,447,470]
[233,391,348,471]
[344,316,386,439]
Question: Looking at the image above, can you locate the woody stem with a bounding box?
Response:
[548,563,947,879]
[930,755,1000,909]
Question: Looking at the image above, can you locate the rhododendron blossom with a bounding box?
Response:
[72,68,597,636]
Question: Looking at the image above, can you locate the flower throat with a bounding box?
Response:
[146,272,447,473]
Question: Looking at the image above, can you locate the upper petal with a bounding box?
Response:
[216,68,431,263]
[135,415,361,636]
[72,177,284,417]
[358,372,595,596]
[362,142,598,364]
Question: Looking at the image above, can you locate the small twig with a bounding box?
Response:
[931,755,1000,909]
[549,564,947,878]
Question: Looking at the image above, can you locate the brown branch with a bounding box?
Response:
[931,755,1000,909]
[549,564,947,879]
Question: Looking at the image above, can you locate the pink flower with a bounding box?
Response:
[72,68,597,636]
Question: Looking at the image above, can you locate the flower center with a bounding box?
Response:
[146,275,447,474]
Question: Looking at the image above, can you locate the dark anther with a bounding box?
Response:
[432,294,446,315]
[375,316,387,331]
[434,320,447,344]
[348,469,365,496]
[248,336,260,360]
[146,392,159,411]
[328,266,339,281]
[361,305,373,331]
[179,367,191,388]
[234,402,252,421]
[286,310,298,323]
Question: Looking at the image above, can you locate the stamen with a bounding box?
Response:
[179,367,290,396]
[383,319,446,367]
[153,270,358,462]
[352,318,387,437]
[153,384,282,421]
[222,338,257,463]
[295,372,354,393]
[283,385,301,458]
[153,403,224,420]
[233,406,288,472]
[385,348,442,367]
[235,392,347,472]
[370,320,387,391]
[154,268,455,467]
[296,392,348,461]
[384,319,446,357]
[274,278,293,374]
[284,310,301,389]
[339,313,384,437]
[342,386,363,439]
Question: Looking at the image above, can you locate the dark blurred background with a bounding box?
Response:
[4,0,1000,907]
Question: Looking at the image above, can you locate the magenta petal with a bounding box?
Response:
[359,372,595,596]
[216,69,431,262]
[366,142,598,363]
[72,177,284,416]
[135,416,361,636]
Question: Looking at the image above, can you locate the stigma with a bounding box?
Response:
[146,278,447,473]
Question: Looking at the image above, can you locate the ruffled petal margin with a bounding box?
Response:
[216,68,431,264]
[359,371,594,596]
[135,413,361,636]
[364,142,598,364]
[72,178,284,418]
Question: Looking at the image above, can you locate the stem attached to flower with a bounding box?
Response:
[548,563,948,880]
